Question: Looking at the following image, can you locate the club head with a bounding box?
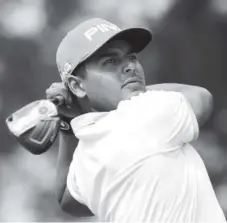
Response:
[6,100,61,154]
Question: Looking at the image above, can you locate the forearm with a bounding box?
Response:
[147,83,213,126]
[55,131,78,203]
[56,131,94,217]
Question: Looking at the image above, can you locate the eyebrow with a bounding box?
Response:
[98,48,134,59]
[98,52,119,59]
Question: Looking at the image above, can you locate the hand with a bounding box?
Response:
[46,82,82,118]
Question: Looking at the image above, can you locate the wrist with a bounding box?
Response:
[59,115,74,134]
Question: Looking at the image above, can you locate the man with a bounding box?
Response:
[46,18,226,222]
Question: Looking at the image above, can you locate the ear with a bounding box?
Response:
[66,75,86,98]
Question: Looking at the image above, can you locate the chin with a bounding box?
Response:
[122,89,145,101]
[131,90,145,97]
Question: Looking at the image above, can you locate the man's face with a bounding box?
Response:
[81,40,146,111]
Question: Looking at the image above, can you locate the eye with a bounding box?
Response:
[105,58,116,64]
[128,54,137,61]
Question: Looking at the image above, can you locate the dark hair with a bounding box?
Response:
[71,62,87,79]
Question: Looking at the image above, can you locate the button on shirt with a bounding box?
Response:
[67,90,226,222]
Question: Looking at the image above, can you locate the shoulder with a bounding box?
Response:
[70,112,109,133]
[139,89,185,108]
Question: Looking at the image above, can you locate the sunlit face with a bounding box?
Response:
[76,40,146,111]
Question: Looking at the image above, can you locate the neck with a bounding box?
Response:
[90,108,98,112]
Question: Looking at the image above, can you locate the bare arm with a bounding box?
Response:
[56,130,93,217]
[45,82,93,216]
[55,131,76,203]
[146,83,213,127]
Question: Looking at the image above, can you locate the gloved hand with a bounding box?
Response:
[45,82,82,132]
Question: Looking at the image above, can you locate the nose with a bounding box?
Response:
[123,62,136,74]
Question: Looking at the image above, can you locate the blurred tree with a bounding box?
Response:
[45,0,81,28]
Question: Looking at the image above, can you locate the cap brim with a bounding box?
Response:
[109,27,152,53]
[78,28,152,67]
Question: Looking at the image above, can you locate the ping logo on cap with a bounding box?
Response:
[84,23,121,41]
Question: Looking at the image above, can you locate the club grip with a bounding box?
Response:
[51,95,65,106]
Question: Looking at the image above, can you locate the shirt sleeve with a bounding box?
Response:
[145,91,199,146]
[67,161,87,206]
[118,90,199,147]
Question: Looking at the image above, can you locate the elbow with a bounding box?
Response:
[198,87,214,126]
[56,188,94,217]
[55,192,66,212]
[57,193,71,213]
[59,200,68,213]
[59,200,75,216]
[55,189,70,213]
[201,87,213,116]
[57,197,70,214]
[57,196,63,208]
[60,198,94,217]
[56,192,70,212]
[57,196,67,213]
[59,202,74,216]
[55,186,65,206]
